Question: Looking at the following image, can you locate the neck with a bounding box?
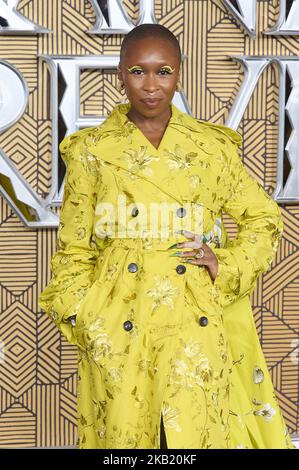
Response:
[126,104,171,131]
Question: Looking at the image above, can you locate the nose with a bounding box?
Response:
[143,72,159,93]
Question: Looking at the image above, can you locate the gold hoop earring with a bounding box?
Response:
[117,79,125,92]
[176,81,182,92]
[116,79,128,104]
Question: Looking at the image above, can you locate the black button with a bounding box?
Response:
[199,316,208,327]
[131,206,139,217]
[176,264,186,274]
[123,320,133,331]
[176,207,186,218]
[128,262,138,273]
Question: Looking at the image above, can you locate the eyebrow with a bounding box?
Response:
[127,63,175,68]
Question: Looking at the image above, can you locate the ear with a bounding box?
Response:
[117,63,123,81]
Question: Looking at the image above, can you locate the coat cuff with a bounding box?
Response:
[38,293,85,345]
[210,247,253,308]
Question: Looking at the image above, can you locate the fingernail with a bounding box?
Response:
[167,243,178,250]
[169,251,181,257]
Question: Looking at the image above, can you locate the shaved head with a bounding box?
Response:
[120,23,181,64]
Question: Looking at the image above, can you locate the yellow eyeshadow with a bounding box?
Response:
[127,66,143,72]
[127,65,176,73]
[160,66,176,73]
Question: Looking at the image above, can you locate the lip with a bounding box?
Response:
[142,98,162,107]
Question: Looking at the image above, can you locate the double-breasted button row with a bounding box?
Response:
[129,262,186,275]
[126,260,207,328]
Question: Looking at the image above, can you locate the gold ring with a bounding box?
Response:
[194,248,205,259]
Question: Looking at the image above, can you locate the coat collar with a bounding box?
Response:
[94,101,242,147]
[94,101,195,141]
[85,102,242,206]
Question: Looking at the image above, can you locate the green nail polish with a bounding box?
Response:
[169,251,181,257]
[167,243,178,250]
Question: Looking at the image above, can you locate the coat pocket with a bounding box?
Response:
[71,249,131,349]
[69,279,103,330]
[69,246,119,327]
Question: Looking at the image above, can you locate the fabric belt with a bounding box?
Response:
[105,236,186,252]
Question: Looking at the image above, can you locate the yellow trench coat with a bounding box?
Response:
[38,102,295,449]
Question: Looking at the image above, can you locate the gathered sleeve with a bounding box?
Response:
[38,128,100,341]
[210,130,284,308]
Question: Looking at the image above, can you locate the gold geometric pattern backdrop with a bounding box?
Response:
[0,0,298,447]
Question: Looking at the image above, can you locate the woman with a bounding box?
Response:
[38,24,295,449]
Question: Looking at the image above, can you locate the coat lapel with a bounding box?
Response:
[86,102,214,205]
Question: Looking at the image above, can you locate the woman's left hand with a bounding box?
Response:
[169,230,219,282]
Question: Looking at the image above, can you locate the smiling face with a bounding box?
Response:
[117,36,181,119]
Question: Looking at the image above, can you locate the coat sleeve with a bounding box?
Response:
[209,126,284,308]
[38,128,100,341]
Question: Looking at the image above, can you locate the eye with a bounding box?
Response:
[127,67,144,75]
[159,69,172,75]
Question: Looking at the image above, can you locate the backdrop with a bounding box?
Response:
[0,0,298,447]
